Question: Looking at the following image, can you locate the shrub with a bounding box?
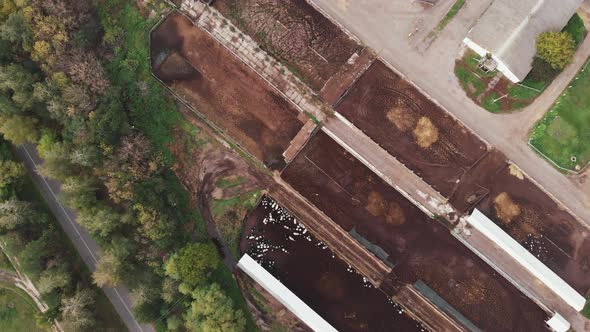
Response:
[536,31,575,70]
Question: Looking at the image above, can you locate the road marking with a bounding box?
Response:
[20,145,145,332]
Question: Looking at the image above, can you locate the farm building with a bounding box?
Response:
[463,0,583,83]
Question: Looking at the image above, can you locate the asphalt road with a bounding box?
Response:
[15,144,155,332]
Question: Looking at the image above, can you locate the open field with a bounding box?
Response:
[530,56,590,171]
[151,13,304,169]
[0,283,44,332]
[240,197,424,332]
[211,0,362,91]
[452,154,590,295]
[336,60,488,197]
[281,132,548,331]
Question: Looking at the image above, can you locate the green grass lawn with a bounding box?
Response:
[0,283,45,332]
[530,58,590,171]
[564,13,586,46]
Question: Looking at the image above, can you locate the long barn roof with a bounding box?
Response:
[467,209,586,312]
[465,0,582,81]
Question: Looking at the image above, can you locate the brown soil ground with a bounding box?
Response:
[335,61,488,197]
[453,154,590,294]
[212,0,361,91]
[240,197,425,332]
[151,13,304,170]
[281,132,548,331]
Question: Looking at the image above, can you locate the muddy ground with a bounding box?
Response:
[335,60,488,197]
[212,0,361,91]
[451,151,590,294]
[240,197,425,332]
[281,132,548,331]
[151,13,304,169]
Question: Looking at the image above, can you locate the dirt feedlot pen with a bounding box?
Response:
[281,132,548,331]
[151,12,304,170]
[335,60,488,198]
[212,0,362,91]
[240,196,426,332]
[335,59,590,297]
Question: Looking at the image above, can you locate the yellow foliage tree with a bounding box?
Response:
[536,31,575,70]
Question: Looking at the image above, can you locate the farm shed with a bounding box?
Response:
[237,254,338,332]
[466,209,586,311]
[463,0,582,82]
[545,313,570,332]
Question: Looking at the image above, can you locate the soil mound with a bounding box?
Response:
[413,116,439,148]
[493,192,521,224]
[386,104,415,131]
[385,202,405,226]
[366,191,387,216]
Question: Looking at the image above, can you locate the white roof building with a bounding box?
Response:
[237,254,338,332]
[467,209,586,312]
[546,313,571,332]
[463,0,583,82]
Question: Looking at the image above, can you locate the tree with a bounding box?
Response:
[78,205,129,238]
[536,31,575,70]
[132,284,162,322]
[59,176,97,210]
[38,264,71,294]
[0,159,24,188]
[161,278,180,304]
[18,234,47,279]
[60,288,96,331]
[104,133,158,203]
[133,204,174,247]
[92,250,123,288]
[0,198,40,230]
[165,243,219,286]
[88,92,128,145]
[62,51,109,95]
[167,315,183,331]
[0,114,39,144]
[62,84,95,114]
[0,12,32,50]
[185,283,246,332]
[0,64,38,110]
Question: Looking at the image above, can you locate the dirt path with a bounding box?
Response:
[196,161,246,269]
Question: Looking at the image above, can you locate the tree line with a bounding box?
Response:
[0,137,100,330]
[0,0,249,331]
